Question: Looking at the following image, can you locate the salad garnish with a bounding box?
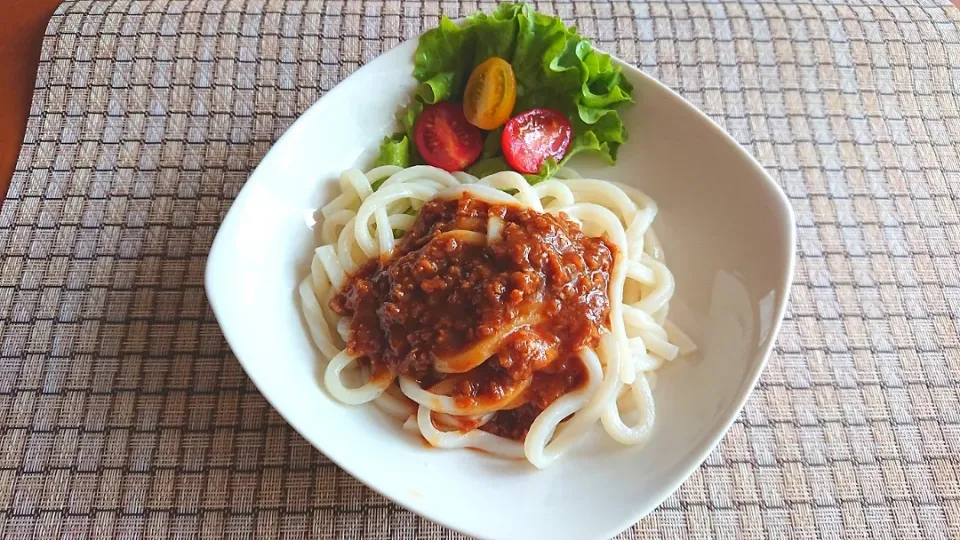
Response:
[463,57,517,130]
[374,2,633,180]
[414,102,483,172]
[502,108,572,174]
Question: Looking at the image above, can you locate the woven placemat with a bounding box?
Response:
[2,0,959,538]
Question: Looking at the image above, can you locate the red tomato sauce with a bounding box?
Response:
[330,194,616,440]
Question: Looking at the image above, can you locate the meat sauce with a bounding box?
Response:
[330,194,616,440]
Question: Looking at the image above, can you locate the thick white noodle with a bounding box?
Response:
[310,250,340,335]
[373,387,416,420]
[299,165,696,467]
[378,165,460,189]
[316,245,345,292]
[626,259,656,285]
[636,254,674,314]
[336,318,350,343]
[601,372,656,444]
[487,215,504,244]
[524,334,624,468]
[324,349,392,405]
[415,406,526,458]
[452,171,480,184]
[366,165,404,184]
[555,202,633,384]
[665,319,698,356]
[354,183,439,258]
[398,376,526,416]
[435,183,519,205]
[524,343,602,468]
[559,179,638,226]
[322,209,355,246]
[336,216,361,274]
[298,278,339,360]
[533,180,575,211]
[341,168,374,201]
[433,411,495,430]
[478,171,544,211]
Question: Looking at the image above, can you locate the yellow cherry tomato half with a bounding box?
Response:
[463,57,517,130]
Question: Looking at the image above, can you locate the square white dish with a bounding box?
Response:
[205,29,796,540]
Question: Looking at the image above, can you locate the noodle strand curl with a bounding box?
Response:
[299,166,696,468]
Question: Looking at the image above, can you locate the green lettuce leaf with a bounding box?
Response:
[414,17,473,82]
[401,101,424,163]
[467,156,511,178]
[372,101,424,168]
[416,72,457,104]
[468,6,523,66]
[375,2,633,180]
[373,135,411,168]
[480,127,504,159]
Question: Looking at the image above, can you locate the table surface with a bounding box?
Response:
[2,1,960,538]
[0,0,62,202]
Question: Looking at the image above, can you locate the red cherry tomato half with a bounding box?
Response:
[501,108,573,174]
[414,102,483,171]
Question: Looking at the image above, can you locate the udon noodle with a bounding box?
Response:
[299,165,696,468]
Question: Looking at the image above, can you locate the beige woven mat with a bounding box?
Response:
[2,0,959,538]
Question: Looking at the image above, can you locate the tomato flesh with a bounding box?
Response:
[415,102,483,171]
[463,57,517,130]
[501,108,573,174]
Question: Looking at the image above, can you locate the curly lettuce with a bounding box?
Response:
[373,2,633,181]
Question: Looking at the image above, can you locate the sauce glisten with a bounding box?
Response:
[330,194,616,440]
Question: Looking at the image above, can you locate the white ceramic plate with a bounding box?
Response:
[205,32,796,540]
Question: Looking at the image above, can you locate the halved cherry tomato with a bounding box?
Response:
[414,101,483,171]
[463,57,517,130]
[501,108,573,174]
